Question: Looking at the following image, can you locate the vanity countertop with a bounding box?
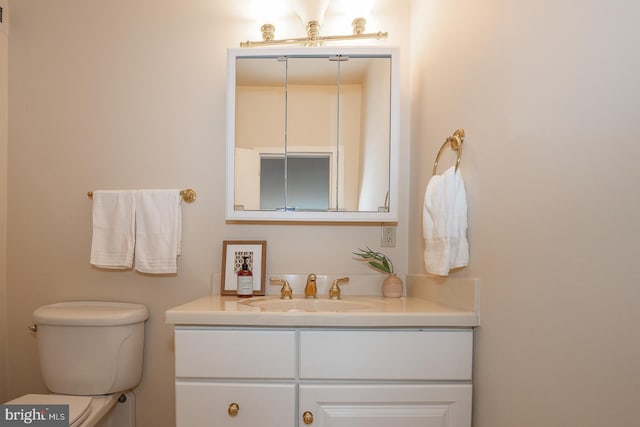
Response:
[165,295,479,328]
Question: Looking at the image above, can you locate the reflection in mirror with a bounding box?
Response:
[261,155,330,210]
[234,57,286,211]
[228,48,398,222]
[339,56,392,212]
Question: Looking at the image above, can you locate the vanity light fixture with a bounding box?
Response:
[240,17,388,48]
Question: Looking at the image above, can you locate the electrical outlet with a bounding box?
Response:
[381,226,396,248]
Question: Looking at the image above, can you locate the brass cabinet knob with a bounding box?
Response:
[303,411,314,424]
[228,402,239,417]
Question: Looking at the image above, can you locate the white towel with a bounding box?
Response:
[134,189,182,274]
[90,190,136,269]
[423,166,469,276]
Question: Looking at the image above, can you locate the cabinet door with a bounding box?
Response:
[176,381,295,427]
[299,384,471,427]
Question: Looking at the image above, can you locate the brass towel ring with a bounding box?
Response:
[432,129,465,176]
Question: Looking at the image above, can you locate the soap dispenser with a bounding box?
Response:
[237,256,253,298]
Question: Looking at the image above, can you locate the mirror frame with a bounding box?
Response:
[226,47,400,222]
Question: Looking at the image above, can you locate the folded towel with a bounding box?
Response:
[90,190,136,269]
[134,189,182,274]
[423,166,469,276]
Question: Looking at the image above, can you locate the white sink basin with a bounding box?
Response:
[239,297,384,312]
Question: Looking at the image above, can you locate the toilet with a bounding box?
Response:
[5,301,148,427]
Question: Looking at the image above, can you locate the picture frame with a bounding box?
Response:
[220,240,267,296]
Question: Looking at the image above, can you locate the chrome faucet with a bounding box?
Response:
[328,277,349,300]
[305,274,317,299]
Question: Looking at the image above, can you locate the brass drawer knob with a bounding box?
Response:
[228,402,239,417]
[303,411,314,424]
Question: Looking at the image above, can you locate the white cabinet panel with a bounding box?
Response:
[299,330,472,380]
[173,327,473,427]
[175,328,296,378]
[299,384,472,427]
[176,381,296,427]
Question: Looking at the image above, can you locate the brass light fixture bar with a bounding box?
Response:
[240,18,388,48]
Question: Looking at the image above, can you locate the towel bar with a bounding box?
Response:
[432,129,465,176]
[87,188,197,203]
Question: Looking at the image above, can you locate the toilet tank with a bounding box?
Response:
[32,301,149,395]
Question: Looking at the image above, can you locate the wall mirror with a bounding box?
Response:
[226,47,399,222]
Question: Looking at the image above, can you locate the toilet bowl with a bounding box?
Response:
[4,301,148,427]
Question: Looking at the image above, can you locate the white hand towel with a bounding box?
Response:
[423,166,469,276]
[90,190,136,269]
[134,189,182,274]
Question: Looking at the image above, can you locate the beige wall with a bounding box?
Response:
[5,0,411,425]
[410,1,640,426]
[11,1,639,426]
[0,0,8,404]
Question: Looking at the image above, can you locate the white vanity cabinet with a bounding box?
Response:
[173,327,473,427]
[298,330,472,427]
[174,329,297,426]
[299,384,471,427]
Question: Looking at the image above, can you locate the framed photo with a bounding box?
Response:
[220,240,267,296]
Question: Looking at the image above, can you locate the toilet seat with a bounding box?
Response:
[6,394,92,426]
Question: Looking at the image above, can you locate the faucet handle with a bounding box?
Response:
[269,277,293,300]
[328,277,349,300]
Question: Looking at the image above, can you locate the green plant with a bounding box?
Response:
[352,247,394,274]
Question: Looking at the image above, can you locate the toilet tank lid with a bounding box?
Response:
[33,301,149,326]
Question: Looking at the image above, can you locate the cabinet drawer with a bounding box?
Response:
[299,383,472,427]
[175,328,296,378]
[299,329,472,380]
[176,381,296,427]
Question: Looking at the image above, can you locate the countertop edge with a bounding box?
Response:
[165,295,480,328]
